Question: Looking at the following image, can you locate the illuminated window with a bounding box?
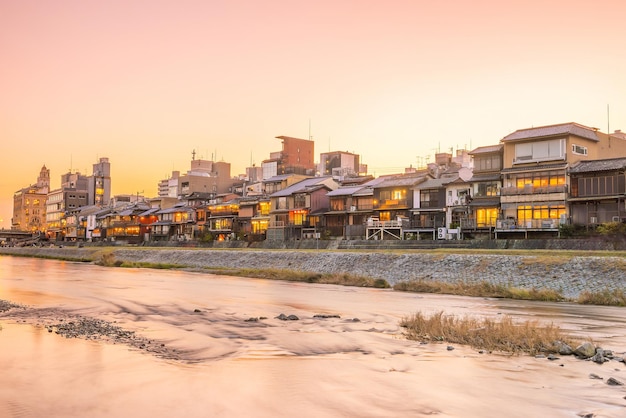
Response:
[290,210,307,225]
[252,219,268,234]
[259,202,270,215]
[392,189,405,200]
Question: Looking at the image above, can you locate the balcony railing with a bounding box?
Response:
[501,184,567,196]
[375,198,408,209]
[460,218,560,230]
[496,219,559,229]
[408,220,445,228]
[366,219,404,228]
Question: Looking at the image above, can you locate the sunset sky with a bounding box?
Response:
[1,0,625,227]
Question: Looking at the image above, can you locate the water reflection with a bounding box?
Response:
[2,255,626,417]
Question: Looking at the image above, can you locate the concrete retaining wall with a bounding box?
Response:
[2,246,624,299]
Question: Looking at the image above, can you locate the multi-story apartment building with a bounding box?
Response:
[319,151,361,178]
[158,156,236,198]
[87,157,111,206]
[262,136,315,179]
[12,165,50,232]
[46,171,89,241]
[461,144,503,237]
[498,122,626,237]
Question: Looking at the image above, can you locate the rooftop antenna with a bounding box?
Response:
[606,103,611,148]
[192,149,196,160]
[308,119,311,140]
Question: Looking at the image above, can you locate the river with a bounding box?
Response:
[1,255,625,417]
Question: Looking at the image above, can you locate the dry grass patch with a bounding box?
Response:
[577,289,626,307]
[203,267,390,288]
[400,311,577,355]
[393,279,564,302]
[518,255,568,269]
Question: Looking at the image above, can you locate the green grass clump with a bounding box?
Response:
[400,310,577,355]
[393,279,564,302]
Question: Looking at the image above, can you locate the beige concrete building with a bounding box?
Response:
[499,122,626,236]
[12,165,50,232]
[158,156,235,198]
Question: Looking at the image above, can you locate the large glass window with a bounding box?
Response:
[420,190,439,208]
[476,208,498,227]
[290,210,307,225]
[514,139,564,163]
[474,154,501,171]
[476,183,499,197]
[514,172,565,190]
[517,205,565,222]
[258,202,270,215]
[294,193,306,208]
[251,219,268,234]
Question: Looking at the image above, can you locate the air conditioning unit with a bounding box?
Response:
[612,216,620,222]
[437,227,447,239]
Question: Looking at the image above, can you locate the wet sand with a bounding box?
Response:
[1,256,626,417]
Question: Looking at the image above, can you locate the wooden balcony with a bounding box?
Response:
[501,184,567,196]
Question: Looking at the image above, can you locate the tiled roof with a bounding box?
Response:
[501,123,599,142]
[569,157,626,173]
[469,144,503,154]
[469,173,501,182]
[270,176,333,197]
[326,185,366,197]
[373,174,428,188]
[415,176,458,189]
[138,208,159,216]
[263,174,298,182]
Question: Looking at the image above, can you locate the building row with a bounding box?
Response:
[12,123,626,243]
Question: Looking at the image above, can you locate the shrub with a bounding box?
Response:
[393,279,564,302]
[400,310,577,355]
[596,222,626,236]
[96,252,122,267]
[559,223,587,238]
[578,289,626,306]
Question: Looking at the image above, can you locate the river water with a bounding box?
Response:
[1,255,626,417]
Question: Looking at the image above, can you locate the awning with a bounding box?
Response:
[410,208,445,213]
[468,198,500,207]
[568,195,623,202]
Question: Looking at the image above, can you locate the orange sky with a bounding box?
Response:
[1,0,625,227]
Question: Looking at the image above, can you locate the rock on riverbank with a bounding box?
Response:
[1,246,624,299]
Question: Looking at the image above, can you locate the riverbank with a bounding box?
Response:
[2,255,626,417]
[1,246,625,299]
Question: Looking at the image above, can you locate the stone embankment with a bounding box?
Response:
[2,246,625,299]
